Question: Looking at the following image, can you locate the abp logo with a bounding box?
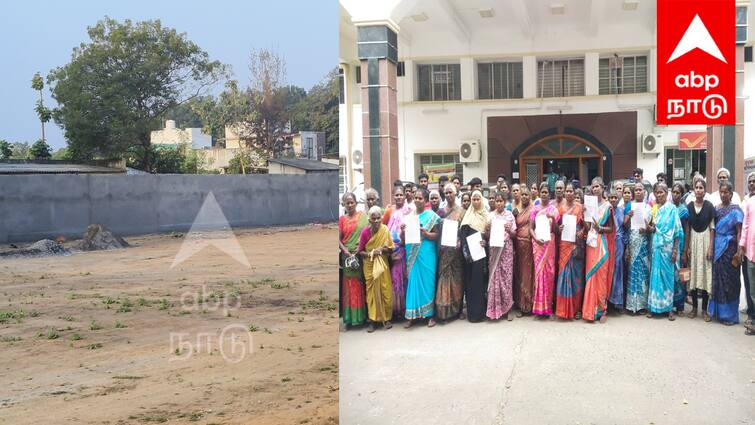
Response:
[657,0,735,125]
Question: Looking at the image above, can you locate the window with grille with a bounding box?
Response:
[598,55,648,94]
[477,62,523,99]
[417,64,461,101]
[338,68,345,104]
[537,59,585,98]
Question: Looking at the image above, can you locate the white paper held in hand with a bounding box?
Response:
[441,219,458,247]
[535,214,551,242]
[489,219,505,247]
[631,203,645,230]
[404,214,421,244]
[466,231,486,261]
[562,214,577,243]
[584,195,598,222]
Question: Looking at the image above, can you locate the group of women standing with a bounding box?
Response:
[339,174,744,332]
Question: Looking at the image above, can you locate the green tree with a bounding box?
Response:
[10,142,30,159]
[28,139,52,159]
[47,17,226,171]
[51,147,70,160]
[31,72,52,143]
[226,148,266,174]
[0,140,12,159]
[287,68,339,154]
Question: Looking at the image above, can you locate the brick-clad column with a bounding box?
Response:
[357,25,399,204]
[706,34,746,195]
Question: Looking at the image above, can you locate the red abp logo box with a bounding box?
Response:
[657,0,735,125]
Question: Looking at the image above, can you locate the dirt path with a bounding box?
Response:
[0,225,338,424]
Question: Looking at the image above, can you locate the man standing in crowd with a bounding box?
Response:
[739,172,755,334]
[417,173,429,190]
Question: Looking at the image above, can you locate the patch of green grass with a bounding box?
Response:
[60,315,74,322]
[270,281,290,290]
[89,320,102,331]
[245,277,275,288]
[71,333,82,341]
[102,297,117,305]
[137,297,150,306]
[87,343,103,350]
[1,335,22,343]
[249,324,259,332]
[281,377,292,383]
[117,298,133,313]
[45,327,59,339]
[157,299,170,310]
[115,321,126,329]
[0,310,28,324]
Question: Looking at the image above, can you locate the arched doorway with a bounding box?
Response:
[518,135,604,189]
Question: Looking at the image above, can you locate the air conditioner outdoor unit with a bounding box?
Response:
[641,134,663,155]
[459,140,481,163]
[351,149,363,169]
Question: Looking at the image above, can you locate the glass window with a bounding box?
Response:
[537,59,584,98]
[599,55,648,95]
[477,62,523,99]
[417,64,461,101]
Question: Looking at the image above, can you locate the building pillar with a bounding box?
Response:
[358,25,399,204]
[706,43,746,196]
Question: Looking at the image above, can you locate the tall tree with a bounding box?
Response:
[11,142,30,159]
[288,68,339,154]
[31,73,52,143]
[0,140,12,159]
[47,17,226,171]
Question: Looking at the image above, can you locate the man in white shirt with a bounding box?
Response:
[707,167,741,206]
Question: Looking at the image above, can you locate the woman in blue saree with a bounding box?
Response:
[647,183,683,320]
[625,182,653,314]
[608,190,626,312]
[401,187,441,328]
[709,182,743,325]
[671,182,689,314]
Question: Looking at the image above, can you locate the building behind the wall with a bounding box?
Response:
[339,0,755,200]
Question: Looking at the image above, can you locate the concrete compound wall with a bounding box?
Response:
[0,174,338,244]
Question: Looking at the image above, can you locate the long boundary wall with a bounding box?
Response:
[0,174,338,243]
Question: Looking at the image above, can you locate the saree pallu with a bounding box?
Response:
[362,225,395,322]
[514,205,534,313]
[648,203,683,314]
[435,207,465,320]
[608,206,626,306]
[708,205,744,323]
[405,209,441,320]
[487,212,516,319]
[531,205,560,315]
[555,204,584,319]
[340,212,369,325]
[626,203,651,313]
[674,204,689,311]
[582,203,614,321]
[383,205,408,317]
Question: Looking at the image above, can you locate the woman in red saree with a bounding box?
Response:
[339,192,369,328]
[582,177,615,323]
[514,186,535,316]
[530,182,561,319]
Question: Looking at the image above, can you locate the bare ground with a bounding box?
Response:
[0,225,338,425]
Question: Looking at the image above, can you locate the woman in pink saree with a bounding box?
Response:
[381,186,409,319]
[529,182,561,318]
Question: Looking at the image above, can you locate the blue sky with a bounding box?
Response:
[0,0,337,150]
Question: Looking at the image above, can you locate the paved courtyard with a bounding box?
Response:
[341,302,755,425]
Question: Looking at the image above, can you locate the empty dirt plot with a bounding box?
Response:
[0,225,338,424]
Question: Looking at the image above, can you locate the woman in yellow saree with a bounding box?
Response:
[358,206,395,332]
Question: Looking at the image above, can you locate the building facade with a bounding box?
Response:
[339,0,754,202]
